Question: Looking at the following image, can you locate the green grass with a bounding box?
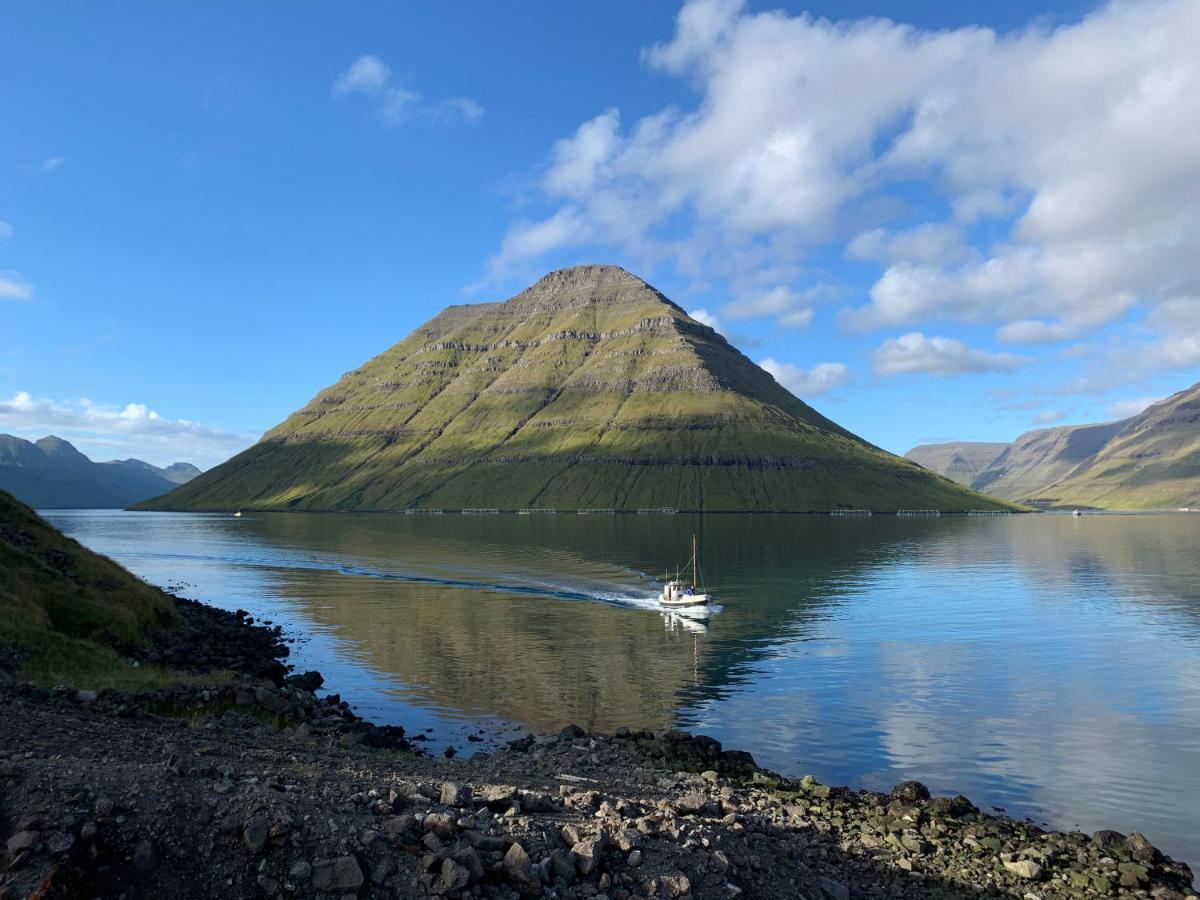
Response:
[0,490,217,690]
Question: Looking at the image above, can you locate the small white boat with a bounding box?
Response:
[659,534,713,608]
[1072,509,1083,517]
[233,511,243,518]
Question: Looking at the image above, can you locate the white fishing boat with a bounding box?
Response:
[233,511,243,518]
[659,534,713,608]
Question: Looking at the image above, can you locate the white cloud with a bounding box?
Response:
[332,55,392,96]
[847,223,977,267]
[1033,409,1066,425]
[332,55,483,129]
[0,271,33,301]
[758,358,850,396]
[1106,397,1157,419]
[0,391,255,468]
[436,97,485,124]
[37,156,64,174]
[872,332,1030,377]
[0,220,12,240]
[688,308,721,331]
[485,0,1200,356]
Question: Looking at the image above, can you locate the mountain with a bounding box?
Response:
[0,434,202,509]
[903,378,1200,508]
[142,265,1008,513]
[904,442,1009,486]
[970,420,1130,502]
[114,458,203,484]
[1045,382,1200,509]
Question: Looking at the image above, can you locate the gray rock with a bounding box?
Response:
[133,839,156,872]
[571,837,603,875]
[453,845,485,882]
[423,812,456,839]
[480,784,517,810]
[440,857,471,891]
[818,877,849,900]
[656,871,691,898]
[440,781,471,807]
[7,831,39,856]
[891,781,931,803]
[312,856,364,892]
[76,689,98,703]
[289,860,313,881]
[45,831,75,856]
[503,841,539,893]
[1002,858,1043,880]
[255,686,290,714]
[243,816,269,854]
[549,848,575,883]
[627,849,643,867]
[674,790,708,815]
[1125,831,1159,864]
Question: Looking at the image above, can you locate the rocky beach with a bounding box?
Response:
[1,592,1195,900]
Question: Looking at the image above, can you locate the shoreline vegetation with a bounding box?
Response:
[2,493,1197,898]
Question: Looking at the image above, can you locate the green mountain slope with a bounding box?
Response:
[904,442,1009,486]
[0,434,200,509]
[969,421,1129,502]
[1043,382,1200,509]
[141,266,1011,513]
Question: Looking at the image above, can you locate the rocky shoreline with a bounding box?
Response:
[0,594,1195,899]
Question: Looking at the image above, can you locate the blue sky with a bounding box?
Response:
[2,0,1197,467]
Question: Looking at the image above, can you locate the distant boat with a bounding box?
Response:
[660,533,713,608]
[233,511,243,518]
[1072,509,1083,517]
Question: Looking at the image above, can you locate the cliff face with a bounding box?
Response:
[904,442,1009,486]
[143,265,1006,512]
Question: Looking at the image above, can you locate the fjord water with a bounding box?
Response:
[47,510,1200,868]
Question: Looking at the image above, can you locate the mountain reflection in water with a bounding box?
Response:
[46,509,1200,870]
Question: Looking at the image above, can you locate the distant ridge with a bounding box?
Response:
[141,265,1010,513]
[904,442,1008,486]
[904,378,1200,509]
[0,434,201,509]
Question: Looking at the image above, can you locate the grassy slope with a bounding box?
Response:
[1043,383,1200,509]
[969,420,1129,501]
[0,490,202,689]
[143,267,1014,513]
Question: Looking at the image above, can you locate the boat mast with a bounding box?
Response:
[692,533,697,591]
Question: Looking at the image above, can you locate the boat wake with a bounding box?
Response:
[119,547,722,619]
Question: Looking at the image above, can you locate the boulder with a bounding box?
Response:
[312,856,364,892]
[890,781,931,803]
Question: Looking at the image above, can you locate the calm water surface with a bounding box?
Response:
[46,510,1200,868]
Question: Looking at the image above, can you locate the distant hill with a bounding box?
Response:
[1046,382,1200,509]
[0,434,202,509]
[139,265,1009,513]
[904,442,1008,486]
[971,421,1129,502]
[904,378,1200,509]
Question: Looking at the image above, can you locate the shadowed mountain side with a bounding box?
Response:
[271,571,705,734]
[140,265,1011,513]
[210,512,958,733]
[0,434,201,509]
[905,442,1009,486]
